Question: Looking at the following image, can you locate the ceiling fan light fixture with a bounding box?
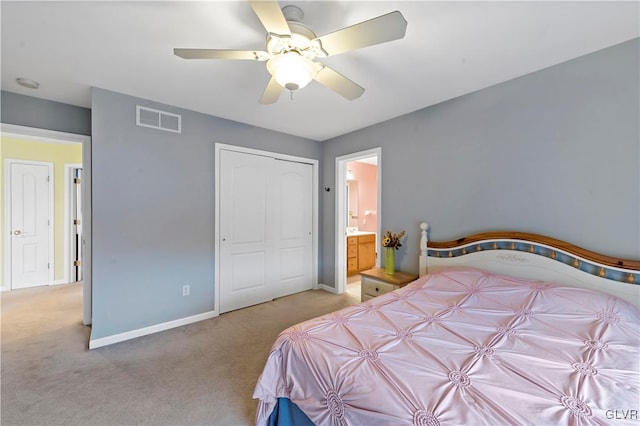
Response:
[267,52,318,91]
[173,1,407,103]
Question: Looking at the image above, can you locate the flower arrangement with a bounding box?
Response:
[382,230,406,250]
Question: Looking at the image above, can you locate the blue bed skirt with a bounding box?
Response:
[267,398,315,426]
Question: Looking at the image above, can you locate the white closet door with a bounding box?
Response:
[272,160,313,298]
[219,150,273,313]
[219,150,313,313]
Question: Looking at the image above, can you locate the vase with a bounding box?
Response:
[385,247,395,275]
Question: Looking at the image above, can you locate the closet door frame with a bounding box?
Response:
[214,143,319,315]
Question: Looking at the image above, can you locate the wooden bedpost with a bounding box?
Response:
[419,222,429,276]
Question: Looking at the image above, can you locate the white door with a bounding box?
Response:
[219,150,274,313]
[9,162,52,289]
[219,150,313,313]
[272,160,313,298]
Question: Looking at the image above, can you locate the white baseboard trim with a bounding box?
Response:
[51,279,69,286]
[89,310,218,349]
[318,283,338,294]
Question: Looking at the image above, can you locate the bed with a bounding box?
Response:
[254,223,640,425]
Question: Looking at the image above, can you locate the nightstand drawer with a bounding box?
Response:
[362,279,396,298]
[360,268,418,301]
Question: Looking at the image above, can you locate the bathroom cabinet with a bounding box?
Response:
[347,234,376,275]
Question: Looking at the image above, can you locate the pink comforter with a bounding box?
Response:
[254,269,640,425]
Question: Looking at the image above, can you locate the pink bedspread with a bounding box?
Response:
[254,268,640,425]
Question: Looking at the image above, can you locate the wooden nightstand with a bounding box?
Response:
[360,268,419,302]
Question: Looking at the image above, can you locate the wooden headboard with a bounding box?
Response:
[418,222,640,307]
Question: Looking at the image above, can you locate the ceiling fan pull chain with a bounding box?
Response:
[290,91,294,101]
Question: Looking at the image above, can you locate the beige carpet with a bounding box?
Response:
[1,282,359,426]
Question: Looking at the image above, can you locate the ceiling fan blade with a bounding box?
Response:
[259,77,284,104]
[173,49,268,61]
[249,0,291,37]
[315,11,407,56]
[314,66,364,101]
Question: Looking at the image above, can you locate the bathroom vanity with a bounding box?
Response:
[347,232,376,275]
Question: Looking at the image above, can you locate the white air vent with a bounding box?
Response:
[136,105,182,133]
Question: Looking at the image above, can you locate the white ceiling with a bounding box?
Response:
[2,1,638,141]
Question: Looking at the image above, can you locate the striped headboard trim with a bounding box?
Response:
[428,232,639,285]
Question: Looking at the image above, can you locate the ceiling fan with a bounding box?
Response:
[174,0,407,104]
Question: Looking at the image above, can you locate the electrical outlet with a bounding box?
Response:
[182,285,190,296]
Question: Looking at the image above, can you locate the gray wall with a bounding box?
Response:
[321,38,640,286]
[1,90,91,135]
[90,88,321,340]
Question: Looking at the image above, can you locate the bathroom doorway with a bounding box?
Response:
[335,148,381,298]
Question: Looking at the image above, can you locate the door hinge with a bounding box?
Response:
[48,263,51,269]
[47,175,51,182]
[74,177,81,184]
[74,260,81,267]
[74,219,81,225]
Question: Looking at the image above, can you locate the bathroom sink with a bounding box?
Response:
[346,228,375,236]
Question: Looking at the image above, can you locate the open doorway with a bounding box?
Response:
[335,148,381,298]
[65,164,83,283]
[1,124,87,310]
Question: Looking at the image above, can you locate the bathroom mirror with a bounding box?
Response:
[347,180,359,228]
